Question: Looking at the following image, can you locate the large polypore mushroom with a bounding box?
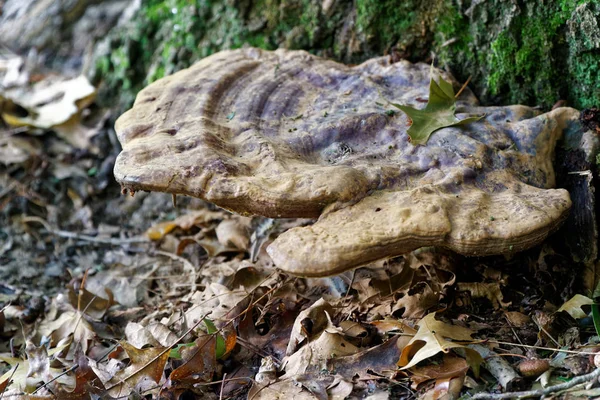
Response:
[114,48,580,277]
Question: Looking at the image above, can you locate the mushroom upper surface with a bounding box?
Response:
[114,48,578,277]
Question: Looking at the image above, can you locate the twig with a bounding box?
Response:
[469,344,522,391]
[0,363,18,400]
[31,364,79,395]
[504,315,524,346]
[455,75,472,98]
[22,216,150,246]
[236,336,281,365]
[220,372,227,400]
[484,340,600,356]
[470,367,600,399]
[151,250,197,293]
[105,312,211,393]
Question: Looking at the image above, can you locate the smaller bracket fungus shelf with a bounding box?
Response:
[114,48,581,277]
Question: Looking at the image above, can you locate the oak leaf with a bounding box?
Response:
[391,73,483,145]
[398,313,482,373]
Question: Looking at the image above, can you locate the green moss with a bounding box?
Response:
[92,0,600,111]
[569,51,600,109]
[479,0,599,108]
[356,0,416,47]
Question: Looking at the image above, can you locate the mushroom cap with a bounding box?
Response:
[114,48,576,277]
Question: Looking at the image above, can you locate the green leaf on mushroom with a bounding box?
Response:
[391,74,483,145]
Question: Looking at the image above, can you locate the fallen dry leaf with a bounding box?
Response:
[146,209,226,240]
[0,342,72,394]
[283,320,359,377]
[1,76,95,128]
[125,322,179,349]
[215,218,251,251]
[67,282,115,320]
[248,378,318,400]
[169,335,217,383]
[54,349,105,399]
[410,353,469,386]
[457,282,511,309]
[184,282,249,324]
[287,298,334,355]
[104,341,170,398]
[39,311,97,353]
[329,335,403,380]
[558,294,594,319]
[398,313,482,372]
[0,135,41,165]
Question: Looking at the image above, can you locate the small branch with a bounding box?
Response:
[151,250,197,293]
[470,368,600,399]
[469,344,522,391]
[31,364,79,395]
[484,340,600,356]
[104,312,211,392]
[455,75,472,99]
[0,363,18,400]
[22,216,150,246]
[219,372,227,400]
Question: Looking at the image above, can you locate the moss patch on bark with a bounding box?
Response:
[91,0,600,111]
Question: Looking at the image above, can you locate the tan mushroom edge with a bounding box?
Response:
[267,185,571,277]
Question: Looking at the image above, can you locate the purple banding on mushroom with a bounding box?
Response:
[114,48,579,277]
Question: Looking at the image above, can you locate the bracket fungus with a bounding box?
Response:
[114,48,581,277]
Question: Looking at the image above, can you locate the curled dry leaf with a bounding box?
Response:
[104,341,170,398]
[283,326,359,377]
[146,208,226,240]
[215,218,251,251]
[286,298,334,355]
[398,313,482,372]
[410,354,469,387]
[456,282,511,309]
[0,135,41,165]
[169,335,216,383]
[67,282,115,320]
[125,322,179,349]
[1,75,97,148]
[38,311,96,354]
[557,294,594,319]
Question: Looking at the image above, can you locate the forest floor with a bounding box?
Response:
[1,52,600,400]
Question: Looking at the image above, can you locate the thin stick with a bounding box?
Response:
[105,312,210,393]
[455,75,472,98]
[484,340,600,356]
[504,314,524,346]
[0,363,18,400]
[31,364,79,395]
[471,367,600,399]
[151,250,197,293]
[220,372,227,400]
[22,216,150,246]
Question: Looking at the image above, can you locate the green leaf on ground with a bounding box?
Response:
[203,318,226,359]
[391,74,483,145]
